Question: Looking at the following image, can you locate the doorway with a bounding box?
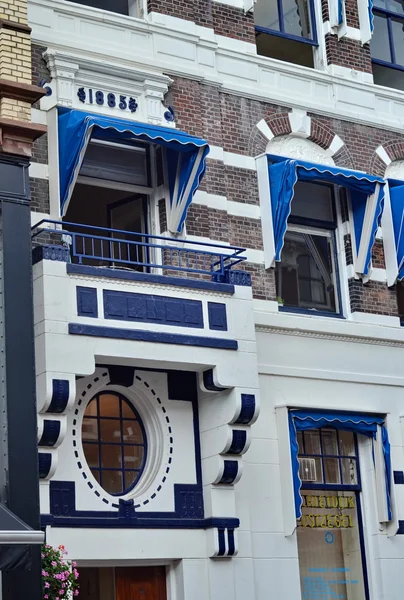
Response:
[79,566,167,600]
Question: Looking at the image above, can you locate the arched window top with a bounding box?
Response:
[81,391,147,496]
[266,136,335,166]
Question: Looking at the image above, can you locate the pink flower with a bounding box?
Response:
[45,582,50,589]
[44,596,48,599]
[51,561,57,567]
[74,591,79,597]
[59,590,64,595]
[72,561,77,567]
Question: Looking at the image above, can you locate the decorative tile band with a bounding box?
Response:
[46,379,70,414]
[103,289,204,329]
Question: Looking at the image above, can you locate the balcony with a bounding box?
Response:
[32,220,248,286]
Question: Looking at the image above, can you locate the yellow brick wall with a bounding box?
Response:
[0,0,32,122]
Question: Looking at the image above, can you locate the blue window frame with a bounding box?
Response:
[275,181,343,317]
[297,427,370,600]
[254,0,318,45]
[82,391,147,496]
[371,1,404,83]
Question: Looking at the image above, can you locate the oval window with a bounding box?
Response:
[81,392,147,495]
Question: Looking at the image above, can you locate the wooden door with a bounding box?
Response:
[116,566,167,600]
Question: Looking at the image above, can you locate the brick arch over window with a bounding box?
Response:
[251,109,353,168]
[372,141,404,176]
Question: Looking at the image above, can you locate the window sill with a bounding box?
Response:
[278,306,345,319]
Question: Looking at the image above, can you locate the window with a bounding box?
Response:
[66,0,140,17]
[275,181,340,314]
[371,0,404,90]
[82,392,147,495]
[64,138,152,270]
[254,0,317,68]
[297,428,369,600]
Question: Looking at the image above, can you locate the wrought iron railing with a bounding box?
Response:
[31,220,247,281]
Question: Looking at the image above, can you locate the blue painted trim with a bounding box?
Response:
[228,430,247,455]
[41,514,240,529]
[68,323,238,350]
[227,529,235,556]
[32,244,70,265]
[235,394,256,425]
[394,471,404,484]
[371,8,404,70]
[219,460,239,485]
[47,379,70,414]
[77,286,98,318]
[208,302,228,332]
[217,529,226,556]
[398,521,404,534]
[255,25,318,46]
[356,491,371,600]
[39,420,61,447]
[278,306,345,319]
[213,269,251,287]
[202,369,228,392]
[103,290,204,329]
[67,263,235,294]
[38,453,52,479]
[167,371,197,401]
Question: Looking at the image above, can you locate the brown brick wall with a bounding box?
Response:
[325,35,372,73]
[346,0,360,29]
[348,279,398,316]
[31,132,48,164]
[147,0,255,42]
[30,177,50,213]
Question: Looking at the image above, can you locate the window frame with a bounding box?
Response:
[254,0,319,47]
[81,391,148,496]
[371,6,404,73]
[276,181,344,318]
[296,427,371,600]
[64,0,142,18]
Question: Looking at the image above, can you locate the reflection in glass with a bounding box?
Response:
[254,1,280,30]
[321,429,338,455]
[341,458,358,485]
[391,18,404,66]
[371,14,391,62]
[304,430,321,454]
[324,457,341,484]
[339,431,355,456]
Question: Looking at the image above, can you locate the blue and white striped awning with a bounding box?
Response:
[58,108,209,233]
[267,155,385,277]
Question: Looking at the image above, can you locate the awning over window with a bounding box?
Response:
[0,503,44,570]
[369,0,375,33]
[267,155,385,276]
[58,108,210,233]
[387,179,404,281]
[289,410,392,521]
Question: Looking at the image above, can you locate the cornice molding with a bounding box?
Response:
[255,325,404,348]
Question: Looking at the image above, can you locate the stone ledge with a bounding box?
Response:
[0,79,46,105]
[0,118,47,157]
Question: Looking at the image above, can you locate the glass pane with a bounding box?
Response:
[122,420,143,443]
[391,18,404,66]
[303,430,321,454]
[283,0,312,39]
[82,418,98,441]
[321,429,338,455]
[291,182,334,222]
[297,490,367,600]
[80,142,148,186]
[85,398,98,417]
[101,444,122,469]
[341,458,358,485]
[324,457,341,484]
[254,0,280,30]
[68,0,130,15]
[124,470,139,490]
[83,443,99,468]
[276,231,337,312]
[123,445,145,470]
[122,401,137,418]
[297,431,304,452]
[299,457,323,484]
[92,470,100,484]
[339,431,356,456]
[371,14,392,62]
[99,393,120,418]
[100,419,121,443]
[387,0,404,15]
[102,470,123,495]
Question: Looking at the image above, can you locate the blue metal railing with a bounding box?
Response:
[31,219,246,280]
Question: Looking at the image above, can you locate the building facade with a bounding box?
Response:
[27,0,404,598]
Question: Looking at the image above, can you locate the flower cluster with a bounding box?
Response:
[41,544,80,600]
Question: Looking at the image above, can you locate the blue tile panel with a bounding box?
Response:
[77,286,98,318]
[394,471,404,484]
[103,290,204,329]
[208,302,228,331]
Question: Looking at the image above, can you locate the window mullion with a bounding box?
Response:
[278,0,285,33]
[387,17,396,65]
